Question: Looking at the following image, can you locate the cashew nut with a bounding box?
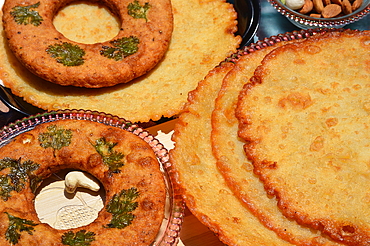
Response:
[64,171,100,193]
[285,0,305,10]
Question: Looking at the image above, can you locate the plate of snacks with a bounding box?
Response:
[0,109,184,246]
[0,0,259,123]
[170,28,370,245]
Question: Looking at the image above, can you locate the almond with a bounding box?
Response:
[313,0,325,12]
[310,13,322,17]
[322,4,342,17]
[342,0,353,14]
[331,0,342,4]
[352,0,363,11]
[300,0,314,14]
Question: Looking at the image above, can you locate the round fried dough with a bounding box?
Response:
[170,62,293,246]
[0,0,241,122]
[211,35,345,245]
[0,119,166,245]
[236,30,370,245]
[2,0,173,88]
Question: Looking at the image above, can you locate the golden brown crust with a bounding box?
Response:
[236,30,370,245]
[211,36,346,245]
[170,62,294,246]
[0,0,241,123]
[0,119,166,245]
[2,0,173,88]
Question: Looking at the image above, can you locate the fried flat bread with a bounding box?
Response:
[211,36,345,245]
[0,0,240,122]
[170,62,293,245]
[236,31,370,245]
[53,2,120,44]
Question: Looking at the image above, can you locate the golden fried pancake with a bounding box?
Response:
[236,31,370,245]
[0,0,240,122]
[211,37,345,245]
[170,62,293,245]
[53,2,121,44]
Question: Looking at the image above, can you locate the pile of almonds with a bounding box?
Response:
[295,0,363,18]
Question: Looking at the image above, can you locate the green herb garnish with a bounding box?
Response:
[128,0,151,21]
[61,230,96,246]
[0,158,39,201]
[0,176,15,201]
[46,42,85,66]
[100,36,139,61]
[10,2,43,26]
[106,187,139,229]
[93,137,124,173]
[5,212,37,245]
[38,125,73,150]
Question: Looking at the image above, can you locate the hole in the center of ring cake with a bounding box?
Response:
[53,1,121,44]
[34,169,105,230]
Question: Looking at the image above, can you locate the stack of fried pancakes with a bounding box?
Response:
[0,0,240,123]
[170,30,370,245]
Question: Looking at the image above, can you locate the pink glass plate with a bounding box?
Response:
[0,109,184,246]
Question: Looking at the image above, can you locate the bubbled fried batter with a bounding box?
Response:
[0,119,166,245]
[236,30,370,246]
[2,0,173,88]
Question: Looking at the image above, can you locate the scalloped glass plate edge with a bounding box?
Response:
[268,0,370,28]
[0,109,185,246]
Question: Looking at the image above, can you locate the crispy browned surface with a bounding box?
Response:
[2,0,173,88]
[170,62,294,246]
[0,209,61,246]
[0,0,240,122]
[0,119,166,245]
[236,31,370,245]
[211,39,344,246]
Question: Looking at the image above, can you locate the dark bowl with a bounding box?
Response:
[229,0,261,47]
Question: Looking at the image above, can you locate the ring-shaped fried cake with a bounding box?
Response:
[0,119,166,245]
[2,0,173,88]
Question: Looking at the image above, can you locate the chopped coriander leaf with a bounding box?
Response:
[100,36,139,61]
[93,137,124,173]
[38,125,73,150]
[0,158,40,201]
[0,176,14,201]
[5,212,37,245]
[128,0,151,21]
[10,2,43,26]
[108,213,135,229]
[46,42,85,66]
[106,187,139,229]
[61,230,96,246]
